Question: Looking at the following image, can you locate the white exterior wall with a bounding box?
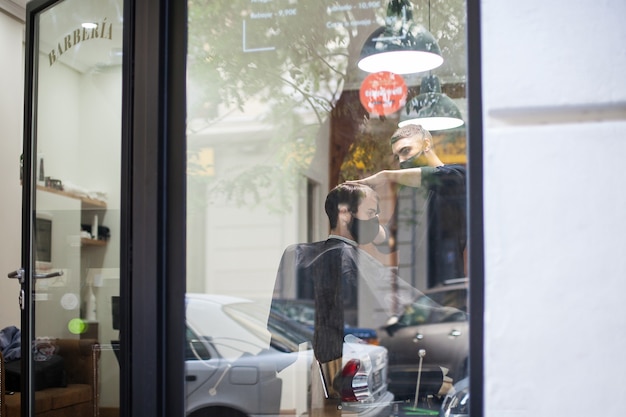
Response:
[0,9,24,329]
[481,1,626,416]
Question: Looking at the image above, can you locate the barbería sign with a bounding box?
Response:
[48,18,113,66]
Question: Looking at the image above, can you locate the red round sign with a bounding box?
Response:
[359,71,407,116]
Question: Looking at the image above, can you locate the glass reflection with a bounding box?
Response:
[28,0,123,415]
[186,0,467,415]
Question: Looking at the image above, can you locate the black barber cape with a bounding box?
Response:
[272,238,416,363]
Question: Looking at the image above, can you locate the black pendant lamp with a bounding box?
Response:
[358,0,443,75]
[398,74,464,131]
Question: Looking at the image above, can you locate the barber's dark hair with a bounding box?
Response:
[325,183,369,229]
[390,124,431,145]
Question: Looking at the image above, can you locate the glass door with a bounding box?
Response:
[17,0,123,415]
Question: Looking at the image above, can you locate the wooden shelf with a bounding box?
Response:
[37,185,107,208]
[81,238,107,247]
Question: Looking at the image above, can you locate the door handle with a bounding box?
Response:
[8,269,64,310]
[449,329,462,337]
[7,268,63,283]
[7,269,25,309]
[35,271,64,279]
[7,268,24,283]
[7,269,22,278]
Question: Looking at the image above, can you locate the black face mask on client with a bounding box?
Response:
[348,215,380,244]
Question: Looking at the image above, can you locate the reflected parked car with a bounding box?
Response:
[185,293,394,417]
[379,280,469,401]
[439,377,469,417]
[270,298,379,344]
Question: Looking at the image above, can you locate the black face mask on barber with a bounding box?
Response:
[348,215,380,244]
[399,150,426,169]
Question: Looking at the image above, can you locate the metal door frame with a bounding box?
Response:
[121,0,187,416]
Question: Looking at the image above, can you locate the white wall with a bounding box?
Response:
[481,1,626,416]
[187,104,330,303]
[0,10,24,329]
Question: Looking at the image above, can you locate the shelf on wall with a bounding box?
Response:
[37,185,107,209]
[81,238,107,247]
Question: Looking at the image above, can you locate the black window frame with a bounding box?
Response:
[122,0,188,416]
[466,0,485,415]
[125,1,484,417]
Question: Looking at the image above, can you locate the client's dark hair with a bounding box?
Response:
[325,183,370,229]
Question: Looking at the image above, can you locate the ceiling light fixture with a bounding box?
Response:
[358,0,443,75]
[398,74,464,131]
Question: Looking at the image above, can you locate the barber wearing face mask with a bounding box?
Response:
[348,124,467,287]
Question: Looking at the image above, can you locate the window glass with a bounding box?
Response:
[186,0,468,415]
[27,0,123,414]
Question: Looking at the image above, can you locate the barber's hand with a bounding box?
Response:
[349,168,424,189]
[346,171,390,189]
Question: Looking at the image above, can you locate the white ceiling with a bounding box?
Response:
[0,0,27,20]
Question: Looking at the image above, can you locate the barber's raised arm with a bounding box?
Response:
[348,167,428,189]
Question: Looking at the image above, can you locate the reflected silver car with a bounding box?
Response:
[185,293,394,417]
[439,377,469,417]
[379,280,469,400]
